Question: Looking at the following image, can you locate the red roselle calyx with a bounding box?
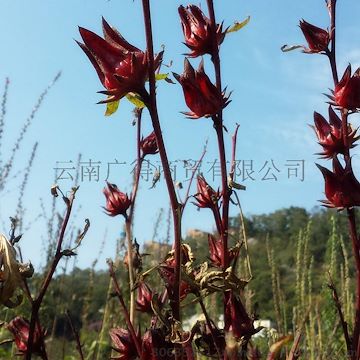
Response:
[136,281,153,314]
[109,328,139,360]
[299,20,330,53]
[208,234,239,268]
[7,317,45,356]
[312,107,359,158]
[194,174,221,209]
[140,131,159,157]
[103,182,132,217]
[178,5,226,58]
[141,329,174,360]
[159,244,194,301]
[173,58,230,119]
[333,65,360,111]
[225,294,255,341]
[77,18,162,104]
[317,156,360,209]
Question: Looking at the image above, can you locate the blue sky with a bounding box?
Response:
[0,0,360,270]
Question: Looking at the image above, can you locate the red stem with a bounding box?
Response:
[140,0,182,324]
[328,0,339,85]
[65,310,85,360]
[206,3,231,355]
[206,0,230,270]
[325,3,359,356]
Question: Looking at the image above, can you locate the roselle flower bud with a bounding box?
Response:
[78,18,162,104]
[140,131,159,157]
[208,234,222,267]
[142,329,174,360]
[334,65,360,110]
[317,157,360,209]
[224,294,255,340]
[194,175,220,209]
[173,59,230,119]
[7,317,45,356]
[312,107,358,159]
[103,182,131,217]
[178,5,226,58]
[299,20,330,53]
[136,281,153,313]
[109,328,139,360]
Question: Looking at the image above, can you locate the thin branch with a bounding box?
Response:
[65,310,85,360]
[108,260,144,360]
[182,140,208,209]
[328,275,352,358]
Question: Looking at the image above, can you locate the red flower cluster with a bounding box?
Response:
[312,107,358,158]
[299,20,330,53]
[78,18,162,103]
[334,65,360,110]
[317,157,360,209]
[178,5,226,58]
[174,59,230,119]
[103,182,131,217]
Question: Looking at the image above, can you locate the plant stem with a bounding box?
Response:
[125,218,136,324]
[125,108,144,324]
[328,278,352,358]
[347,208,360,358]
[206,0,230,270]
[206,4,231,353]
[108,261,144,360]
[26,189,77,360]
[325,3,360,356]
[199,298,222,359]
[65,310,85,360]
[141,0,182,323]
[328,0,339,85]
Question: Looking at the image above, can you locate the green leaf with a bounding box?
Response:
[227,16,250,33]
[105,100,120,116]
[126,93,145,109]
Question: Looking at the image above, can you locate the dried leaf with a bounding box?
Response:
[227,17,250,33]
